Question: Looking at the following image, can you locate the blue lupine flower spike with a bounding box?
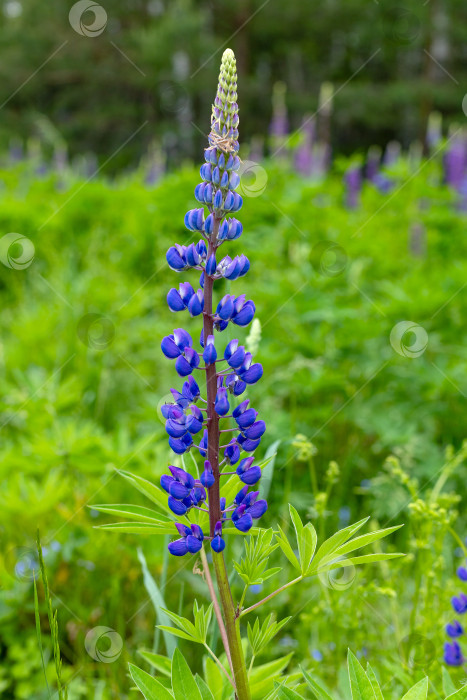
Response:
[163,48,268,557]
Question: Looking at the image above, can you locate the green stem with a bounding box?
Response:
[248,654,255,674]
[239,585,248,611]
[240,576,303,618]
[213,552,251,700]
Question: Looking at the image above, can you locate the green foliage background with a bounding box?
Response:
[0,149,467,697]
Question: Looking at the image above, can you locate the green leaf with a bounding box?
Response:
[129,663,174,700]
[157,626,198,642]
[313,518,370,568]
[314,552,404,574]
[247,614,292,657]
[365,664,384,700]
[195,675,215,700]
[334,525,403,558]
[171,648,203,700]
[91,503,171,523]
[289,505,317,574]
[400,677,428,700]
[277,686,303,699]
[161,607,200,640]
[118,470,172,515]
[276,524,301,571]
[137,549,177,656]
[203,656,224,700]
[300,667,333,700]
[445,688,467,699]
[442,667,456,697]
[249,653,294,685]
[347,650,377,700]
[138,650,172,677]
[96,522,177,534]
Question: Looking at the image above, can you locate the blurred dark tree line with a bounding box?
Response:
[0,0,465,168]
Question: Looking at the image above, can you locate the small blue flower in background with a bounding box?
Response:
[444,557,467,665]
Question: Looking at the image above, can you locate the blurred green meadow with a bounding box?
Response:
[1,150,467,698]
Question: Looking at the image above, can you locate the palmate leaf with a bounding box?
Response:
[234,528,280,586]
[247,614,292,657]
[275,505,404,580]
[157,602,213,646]
[313,518,370,568]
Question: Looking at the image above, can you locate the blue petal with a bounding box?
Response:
[167,288,185,312]
[168,496,188,515]
[211,536,225,553]
[161,336,181,359]
[168,538,188,556]
[186,535,203,553]
[166,247,186,271]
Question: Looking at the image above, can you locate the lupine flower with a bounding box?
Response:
[161,49,268,557]
[444,641,464,667]
[294,116,315,178]
[168,523,204,556]
[452,593,467,614]
[444,558,467,665]
[211,521,225,552]
[344,165,362,209]
[446,620,464,638]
